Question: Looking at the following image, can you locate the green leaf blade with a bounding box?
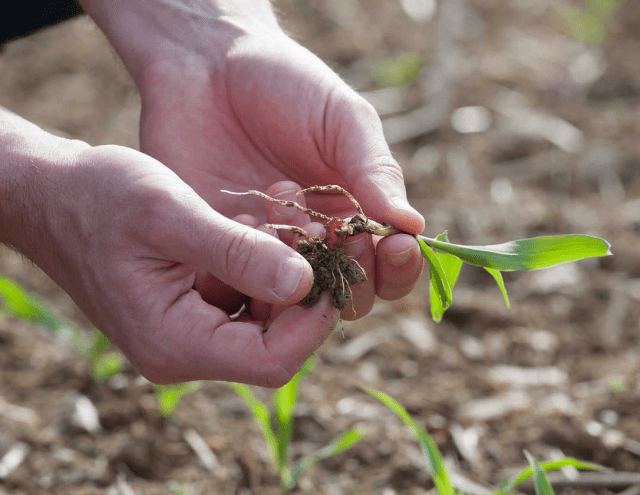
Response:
[153,382,200,417]
[429,233,463,322]
[0,275,62,331]
[273,356,315,470]
[361,386,455,495]
[227,382,280,472]
[484,268,510,309]
[417,238,452,314]
[419,234,611,271]
[495,457,603,495]
[90,352,124,381]
[525,451,556,495]
[290,428,364,488]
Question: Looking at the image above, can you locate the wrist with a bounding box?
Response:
[0,107,87,265]
[79,0,281,87]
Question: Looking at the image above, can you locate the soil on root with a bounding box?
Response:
[297,237,365,311]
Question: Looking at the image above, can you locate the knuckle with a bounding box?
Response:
[369,157,404,181]
[218,227,260,282]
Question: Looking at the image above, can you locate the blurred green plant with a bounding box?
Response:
[372,51,425,88]
[167,480,190,495]
[0,275,123,381]
[560,0,627,46]
[0,274,194,409]
[361,386,603,495]
[525,451,555,495]
[154,381,201,417]
[228,356,363,494]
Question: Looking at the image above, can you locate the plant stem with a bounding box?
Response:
[365,219,406,237]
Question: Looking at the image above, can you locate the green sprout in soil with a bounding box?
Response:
[361,386,604,495]
[0,275,124,381]
[224,185,611,320]
[227,356,363,494]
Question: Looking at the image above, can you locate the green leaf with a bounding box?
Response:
[0,275,62,331]
[484,268,510,308]
[227,382,280,472]
[429,232,463,322]
[417,238,452,311]
[418,234,611,271]
[289,428,364,489]
[428,232,462,322]
[361,386,455,495]
[495,457,602,495]
[0,275,98,358]
[373,51,425,88]
[525,451,555,495]
[153,382,200,417]
[86,328,110,364]
[273,356,315,471]
[90,352,124,381]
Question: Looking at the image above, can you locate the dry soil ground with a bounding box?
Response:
[1,1,639,494]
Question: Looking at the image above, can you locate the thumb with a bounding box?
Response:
[146,189,314,305]
[325,86,425,234]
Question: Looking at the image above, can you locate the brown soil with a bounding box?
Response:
[297,237,365,311]
[1,1,640,494]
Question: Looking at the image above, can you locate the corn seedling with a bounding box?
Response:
[223,186,611,320]
[362,386,603,495]
[228,356,364,494]
[0,275,123,381]
[0,274,195,410]
[153,381,201,417]
[560,0,627,46]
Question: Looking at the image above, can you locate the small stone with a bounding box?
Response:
[184,429,219,472]
[451,106,492,134]
[537,392,577,417]
[68,394,101,434]
[460,336,484,360]
[396,314,437,354]
[488,365,568,388]
[0,442,29,479]
[459,391,532,421]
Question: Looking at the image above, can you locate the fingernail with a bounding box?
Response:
[344,235,366,258]
[392,196,419,214]
[275,256,306,300]
[273,189,298,218]
[386,246,414,266]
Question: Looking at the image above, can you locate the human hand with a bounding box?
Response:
[131,14,426,320]
[2,124,338,386]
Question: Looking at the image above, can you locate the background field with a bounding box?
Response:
[1,1,639,493]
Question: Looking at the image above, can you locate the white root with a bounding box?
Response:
[297,185,365,218]
[221,189,334,222]
[263,224,313,241]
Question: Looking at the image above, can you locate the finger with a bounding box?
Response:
[133,289,338,386]
[144,186,313,305]
[375,234,424,300]
[264,181,311,246]
[249,221,325,324]
[194,213,264,314]
[323,86,425,234]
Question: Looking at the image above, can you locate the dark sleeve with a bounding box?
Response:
[0,0,85,45]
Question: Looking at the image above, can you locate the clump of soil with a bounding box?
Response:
[297,237,365,310]
[223,185,379,311]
